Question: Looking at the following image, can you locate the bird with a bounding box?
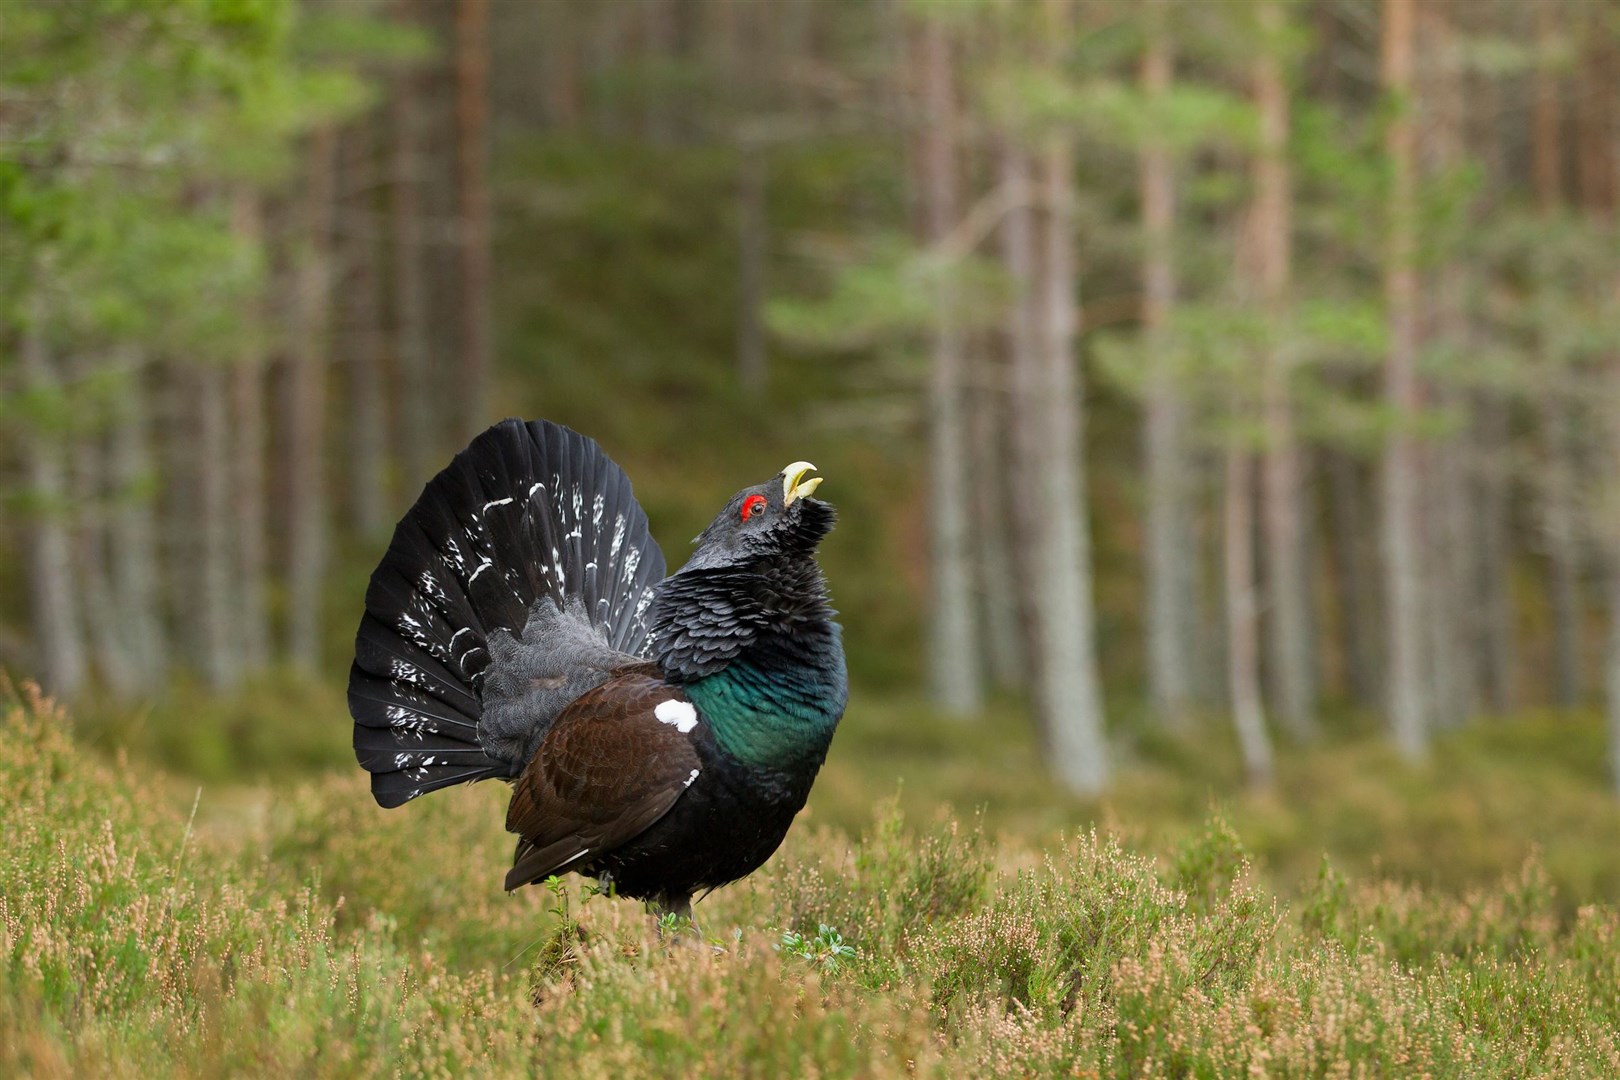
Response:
[348,418,848,918]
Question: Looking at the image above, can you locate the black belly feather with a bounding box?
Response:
[583,742,819,903]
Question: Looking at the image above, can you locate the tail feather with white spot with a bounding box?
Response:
[349,419,666,808]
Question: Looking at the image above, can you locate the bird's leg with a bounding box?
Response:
[650,893,698,939]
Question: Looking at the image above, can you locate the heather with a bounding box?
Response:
[6,686,1620,1078]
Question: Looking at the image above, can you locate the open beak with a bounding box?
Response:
[782,461,822,505]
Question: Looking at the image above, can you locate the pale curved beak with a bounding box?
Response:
[782,461,822,505]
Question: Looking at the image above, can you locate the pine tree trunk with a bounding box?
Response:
[1473,395,1516,712]
[71,426,138,696]
[341,121,390,538]
[1253,1,1315,740]
[1225,443,1274,789]
[1000,139,1047,726]
[918,15,981,717]
[1324,445,1377,708]
[108,350,166,689]
[454,0,492,441]
[230,360,270,673]
[391,48,436,493]
[970,351,1024,689]
[195,359,237,689]
[1424,1,1474,729]
[19,324,86,698]
[228,192,270,673]
[1140,0,1195,726]
[1025,2,1109,792]
[1381,0,1427,760]
[1532,0,1583,707]
[285,129,338,673]
[544,0,582,132]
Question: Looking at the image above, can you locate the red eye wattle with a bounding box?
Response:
[741,494,767,522]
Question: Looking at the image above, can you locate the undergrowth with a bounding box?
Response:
[5,686,1620,1076]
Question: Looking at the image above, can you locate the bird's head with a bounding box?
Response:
[677,461,835,573]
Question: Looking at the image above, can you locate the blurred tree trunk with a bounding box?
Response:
[341,120,389,538]
[1019,0,1108,794]
[1225,441,1274,789]
[1532,0,1582,707]
[917,14,981,717]
[1467,69,1517,714]
[19,324,86,698]
[999,138,1045,717]
[1381,0,1426,760]
[970,348,1024,690]
[1140,0,1196,727]
[1324,445,1378,708]
[195,358,237,689]
[1310,1,1376,713]
[1473,396,1516,712]
[454,0,492,440]
[284,129,337,673]
[391,39,436,494]
[1252,0,1315,740]
[543,0,582,132]
[231,358,271,672]
[1424,0,1473,729]
[72,421,137,696]
[641,0,677,145]
[107,351,166,689]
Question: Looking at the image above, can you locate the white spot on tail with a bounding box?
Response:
[482,497,513,512]
[654,700,698,733]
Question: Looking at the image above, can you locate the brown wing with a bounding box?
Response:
[503,669,702,891]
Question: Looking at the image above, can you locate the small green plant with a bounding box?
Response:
[777,923,858,974]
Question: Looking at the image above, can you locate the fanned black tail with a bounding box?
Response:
[349,419,666,808]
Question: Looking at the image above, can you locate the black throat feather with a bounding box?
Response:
[648,555,838,684]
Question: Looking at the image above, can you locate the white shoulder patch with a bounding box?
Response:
[654,699,698,733]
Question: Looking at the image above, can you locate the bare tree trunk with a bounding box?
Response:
[1140,0,1195,727]
[970,349,1024,689]
[736,144,768,398]
[543,0,582,132]
[107,350,166,689]
[19,324,86,698]
[455,0,492,441]
[341,121,390,538]
[1024,0,1109,793]
[391,48,436,494]
[1532,0,1583,707]
[1424,1,1473,729]
[1473,396,1516,712]
[1253,0,1315,740]
[642,0,677,145]
[1324,445,1377,707]
[230,364,270,673]
[72,426,138,696]
[1225,443,1274,789]
[917,15,981,716]
[1000,140,1047,724]
[285,129,338,673]
[1381,0,1427,761]
[195,360,237,689]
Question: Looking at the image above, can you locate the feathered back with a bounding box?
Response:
[349,419,666,807]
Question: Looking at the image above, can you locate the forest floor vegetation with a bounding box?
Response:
[8,684,1620,1076]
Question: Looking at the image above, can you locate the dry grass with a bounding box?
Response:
[6,685,1620,1076]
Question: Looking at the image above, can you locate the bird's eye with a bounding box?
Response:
[741,494,767,522]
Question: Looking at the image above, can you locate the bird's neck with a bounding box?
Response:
[650,556,848,769]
